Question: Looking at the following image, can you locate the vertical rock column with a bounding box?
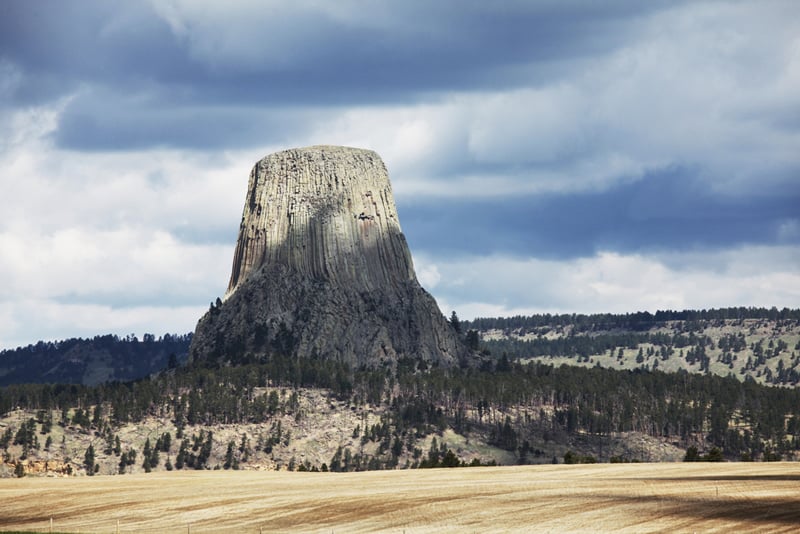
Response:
[226,146,414,295]
[191,145,470,368]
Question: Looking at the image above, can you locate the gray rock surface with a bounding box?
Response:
[190,145,470,368]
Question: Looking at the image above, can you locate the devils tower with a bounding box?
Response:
[190,145,469,368]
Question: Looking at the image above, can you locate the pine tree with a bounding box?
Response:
[142,438,153,472]
[224,440,235,469]
[84,444,96,476]
[449,311,462,334]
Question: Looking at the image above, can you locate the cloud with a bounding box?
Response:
[3,0,659,109]
[416,245,800,320]
[147,0,659,82]
[0,1,798,349]
[51,86,337,151]
[0,299,207,351]
[0,222,232,349]
[0,0,687,150]
[0,101,250,347]
[5,1,798,203]
[397,166,800,261]
[297,4,800,202]
[0,227,231,303]
[0,102,254,238]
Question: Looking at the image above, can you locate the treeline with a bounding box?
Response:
[481,332,713,360]
[2,350,799,464]
[0,333,192,386]
[464,307,800,333]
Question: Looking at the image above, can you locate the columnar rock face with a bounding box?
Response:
[190,145,469,368]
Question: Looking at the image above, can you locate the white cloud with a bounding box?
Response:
[149,0,395,70]
[294,1,800,199]
[2,1,798,351]
[0,228,231,300]
[413,257,441,290]
[416,245,800,320]
[0,222,232,348]
[0,101,259,235]
[0,102,250,348]
[0,299,207,350]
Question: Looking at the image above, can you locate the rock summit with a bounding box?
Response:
[190,145,469,368]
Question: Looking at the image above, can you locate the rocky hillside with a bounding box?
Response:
[3,308,799,478]
[3,346,799,479]
[0,386,685,479]
[467,309,800,387]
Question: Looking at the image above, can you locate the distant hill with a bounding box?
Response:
[463,307,800,387]
[2,308,800,477]
[2,307,798,388]
[0,333,191,386]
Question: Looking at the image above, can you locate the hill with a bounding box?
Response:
[1,348,799,478]
[1,307,799,478]
[0,333,191,386]
[464,307,800,387]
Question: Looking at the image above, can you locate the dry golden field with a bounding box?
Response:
[1,463,799,533]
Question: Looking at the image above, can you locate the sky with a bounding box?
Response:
[1,0,799,350]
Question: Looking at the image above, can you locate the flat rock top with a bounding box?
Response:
[260,145,380,161]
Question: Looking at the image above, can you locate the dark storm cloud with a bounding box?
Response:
[400,167,800,260]
[52,90,323,151]
[1,1,798,349]
[0,1,196,105]
[0,0,682,150]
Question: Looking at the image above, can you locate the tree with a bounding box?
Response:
[1,427,12,451]
[449,311,461,334]
[224,440,235,470]
[683,446,700,462]
[142,438,153,472]
[330,446,343,472]
[84,444,96,475]
[441,449,460,467]
[239,433,250,462]
[705,447,724,462]
[149,447,160,469]
[391,435,403,458]
[466,330,480,351]
[92,404,103,426]
[176,440,188,470]
[157,432,172,453]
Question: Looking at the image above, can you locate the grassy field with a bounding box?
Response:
[1,463,799,533]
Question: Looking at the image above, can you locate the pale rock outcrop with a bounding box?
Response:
[190,146,470,368]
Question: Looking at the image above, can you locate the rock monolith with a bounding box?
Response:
[190,145,469,368]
